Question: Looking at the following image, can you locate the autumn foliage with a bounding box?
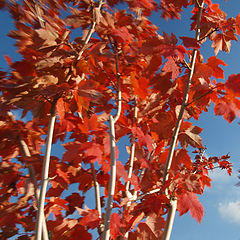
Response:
[0,0,238,239]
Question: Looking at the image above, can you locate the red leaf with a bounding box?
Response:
[214,101,240,123]
[110,213,123,240]
[116,161,128,182]
[179,123,203,148]
[112,27,133,42]
[145,213,164,238]
[70,225,92,239]
[132,127,154,152]
[180,36,200,49]
[85,143,103,163]
[130,222,157,240]
[177,192,204,223]
[130,75,149,99]
[66,193,84,214]
[162,57,179,79]
[207,56,227,79]
[56,98,65,122]
[225,74,240,96]
[236,13,240,35]
[4,55,12,66]
[211,33,231,55]
[77,208,101,229]
[56,168,70,185]
[172,149,192,170]
[150,72,173,95]
[62,142,82,164]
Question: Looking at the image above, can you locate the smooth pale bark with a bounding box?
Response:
[102,116,117,240]
[102,38,122,240]
[35,103,56,240]
[18,138,49,240]
[161,2,204,240]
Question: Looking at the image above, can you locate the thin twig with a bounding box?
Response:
[195,0,201,8]
[64,0,103,82]
[35,101,57,240]
[125,99,138,195]
[18,137,49,240]
[198,27,219,42]
[77,0,103,61]
[186,83,224,107]
[24,0,45,27]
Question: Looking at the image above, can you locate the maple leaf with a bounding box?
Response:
[129,222,158,240]
[162,57,180,80]
[207,56,227,79]
[77,208,101,229]
[62,141,82,164]
[177,192,204,223]
[180,36,200,49]
[172,149,192,170]
[211,33,236,55]
[112,27,133,42]
[110,213,123,240]
[116,161,128,182]
[179,123,203,148]
[225,74,240,96]
[84,143,102,163]
[236,13,240,35]
[130,75,149,99]
[132,126,154,152]
[56,98,65,122]
[145,213,164,239]
[69,225,92,239]
[214,100,240,123]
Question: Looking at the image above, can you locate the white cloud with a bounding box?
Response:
[218,201,240,224]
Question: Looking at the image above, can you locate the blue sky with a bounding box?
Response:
[1,1,240,240]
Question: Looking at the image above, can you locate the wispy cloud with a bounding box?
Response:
[218,201,240,224]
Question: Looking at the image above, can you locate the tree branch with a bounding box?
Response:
[102,36,122,240]
[24,0,45,28]
[35,101,57,240]
[161,2,204,240]
[186,83,224,107]
[90,163,103,234]
[76,0,104,61]
[125,99,138,196]
[18,137,49,240]
[102,115,117,240]
[108,37,122,123]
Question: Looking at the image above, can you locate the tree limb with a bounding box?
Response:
[18,137,49,240]
[161,2,204,240]
[90,163,103,234]
[102,115,117,240]
[35,101,57,240]
[102,36,122,240]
